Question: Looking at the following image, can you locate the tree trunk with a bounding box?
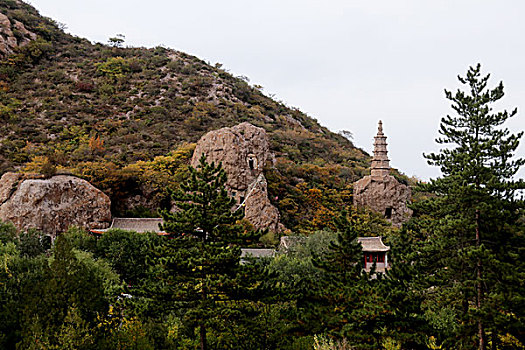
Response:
[475,209,486,350]
[200,244,208,350]
[200,324,207,350]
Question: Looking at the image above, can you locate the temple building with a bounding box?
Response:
[353,121,412,227]
[358,237,390,272]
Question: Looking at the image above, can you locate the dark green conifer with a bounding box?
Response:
[153,154,264,350]
[299,210,383,349]
[161,153,244,241]
[376,223,428,348]
[414,64,525,349]
[19,235,109,349]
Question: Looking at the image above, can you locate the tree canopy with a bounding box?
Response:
[414,64,525,350]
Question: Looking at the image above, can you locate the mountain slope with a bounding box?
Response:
[0,1,376,231]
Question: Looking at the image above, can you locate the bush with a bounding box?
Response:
[63,226,97,252]
[0,220,18,245]
[313,335,353,350]
[75,81,95,92]
[95,56,131,80]
[16,38,54,65]
[18,228,47,257]
[95,229,162,285]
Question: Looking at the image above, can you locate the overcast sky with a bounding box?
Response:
[28,0,525,180]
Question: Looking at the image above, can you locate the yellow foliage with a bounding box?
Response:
[23,155,49,173]
[88,135,105,155]
[498,333,524,349]
[122,143,195,190]
[0,81,9,92]
[382,337,401,350]
[426,336,442,350]
[312,206,336,230]
[23,155,56,176]
[95,56,130,80]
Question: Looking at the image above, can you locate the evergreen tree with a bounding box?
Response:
[376,222,429,349]
[161,153,244,241]
[414,64,525,349]
[299,210,383,349]
[18,235,112,349]
[153,154,264,350]
[0,241,48,349]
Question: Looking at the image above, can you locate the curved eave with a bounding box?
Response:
[357,236,390,252]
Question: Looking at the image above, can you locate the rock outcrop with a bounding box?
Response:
[353,175,412,227]
[353,121,412,227]
[0,12,37,57]
[0,173,111,236]
[243,175,281,231]
[191,122,281,231]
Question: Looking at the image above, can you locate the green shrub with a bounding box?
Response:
[0,220,18,245]
[95,56,131,80]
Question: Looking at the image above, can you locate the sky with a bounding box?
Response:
[27,0,525,180]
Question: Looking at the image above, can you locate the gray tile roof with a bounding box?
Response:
[110,218,165,233]
[241,248,276,258]
[357,237,390,252]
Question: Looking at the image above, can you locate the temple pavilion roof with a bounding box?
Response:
[357,237,390,252]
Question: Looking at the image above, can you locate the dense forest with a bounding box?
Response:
[0,1,523,349]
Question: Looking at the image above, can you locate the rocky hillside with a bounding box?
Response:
[0,1,383,232]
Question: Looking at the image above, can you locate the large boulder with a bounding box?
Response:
[353,175,412,227]
[0,173,111,236]
[191,122,281,231]
[192,122,271,191]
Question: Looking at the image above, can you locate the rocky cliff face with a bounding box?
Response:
[353,175,412,227]
[0,12,36,57]
[191,122,281,231]
[0,173,111,236]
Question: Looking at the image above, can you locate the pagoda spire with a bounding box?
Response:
[371,120,390,179]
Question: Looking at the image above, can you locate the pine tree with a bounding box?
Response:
[300,210,383,349]
[154,154,264,350]
[161,153,244,241]
[376,222,429,348]
[414,64,525,349]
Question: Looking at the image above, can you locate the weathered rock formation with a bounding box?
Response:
[353,121,412,227]
[244,175,281,231]
[191,122,281,231]
[0,12,37,57]
[0,173,111,236]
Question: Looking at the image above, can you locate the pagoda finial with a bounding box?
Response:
[371,120,390,179]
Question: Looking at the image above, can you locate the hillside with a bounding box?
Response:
[0,1,377,231]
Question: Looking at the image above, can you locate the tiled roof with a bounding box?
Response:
[110,218,165,233]
[241,248,276,258]
[90,218,167,235]
[357,237,390,252]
